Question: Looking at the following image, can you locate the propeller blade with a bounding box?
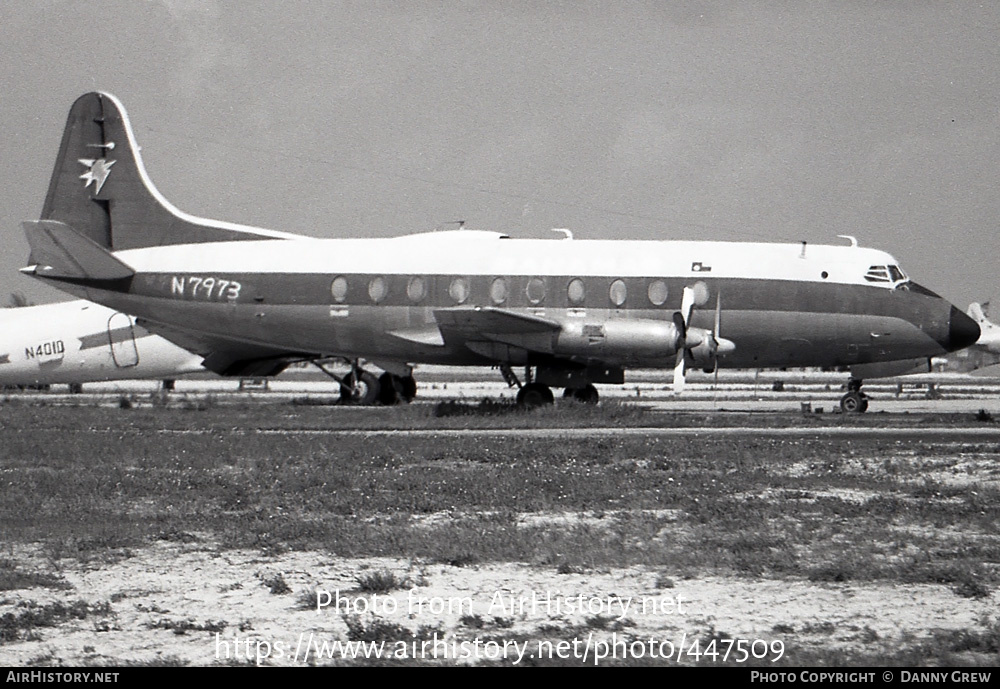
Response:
[671,311,687,351]
[680,286,696,325]
[672,286,698,393]
[673,348,686,393]
[710,291,722,369]
[714,292,721,340]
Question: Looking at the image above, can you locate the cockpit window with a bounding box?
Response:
[865,264,909,287]
[864,266,892,283]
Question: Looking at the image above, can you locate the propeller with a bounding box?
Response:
[712,292,722,391]
[672,287,696,393]
[672,286,734,394]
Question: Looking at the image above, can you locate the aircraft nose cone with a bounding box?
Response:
[948,305,980,351]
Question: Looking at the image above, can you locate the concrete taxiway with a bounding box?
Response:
[5,370,1000,415]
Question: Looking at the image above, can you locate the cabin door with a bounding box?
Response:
[108,313,139,368]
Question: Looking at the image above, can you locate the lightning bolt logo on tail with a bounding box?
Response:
[78,157,116,194]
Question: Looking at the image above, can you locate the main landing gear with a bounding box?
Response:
[840,378,869,414]
[517,382,554,408]
[562,383,599,404]
[500,364,599,408]
[312,360,417,406]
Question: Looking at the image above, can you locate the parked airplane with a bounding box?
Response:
[0,299,204,389]
[19,92,980,412]
[967,303,1000,353]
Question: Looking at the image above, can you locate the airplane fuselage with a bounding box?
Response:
[37,231,967,373]
[0,300,204,386]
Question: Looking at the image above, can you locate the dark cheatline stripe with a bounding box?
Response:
[127,272,941,319]
[77,327,154,350]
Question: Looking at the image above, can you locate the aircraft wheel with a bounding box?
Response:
[840,391,869,414]
[340,370,380,405]
[517,382,554,408]
[399,375,417,402]
[377,372,400,405]
[563,384,599,404]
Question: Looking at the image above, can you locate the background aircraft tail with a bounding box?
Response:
[967,302,1000,353]
[967,302,993,327]
[35,92,295,263]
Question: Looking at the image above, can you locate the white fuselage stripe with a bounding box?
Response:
[116,233,902,287]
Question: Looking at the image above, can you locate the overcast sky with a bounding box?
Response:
[1,1,998,309]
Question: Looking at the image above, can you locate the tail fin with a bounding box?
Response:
[37,92,298,260]
[968,302,1000,352]
[968,302,991,326]
[970,302,1000,330]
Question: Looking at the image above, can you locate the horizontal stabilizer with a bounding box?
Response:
[23,220,134,281]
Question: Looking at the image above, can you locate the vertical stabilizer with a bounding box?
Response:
[968,302,1000,353]
[37,92,297,258]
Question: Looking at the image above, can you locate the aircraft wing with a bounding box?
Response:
[137,319,301,377]
[433,307,563,359]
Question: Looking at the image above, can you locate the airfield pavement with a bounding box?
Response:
[11,368,1000,415]
[1,370,999,667]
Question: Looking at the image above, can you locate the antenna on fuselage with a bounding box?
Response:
[435,220,466,232]
[837,235,859,248]
[551,228,573,240]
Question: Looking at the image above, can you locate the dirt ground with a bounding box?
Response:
[1,537,995,666]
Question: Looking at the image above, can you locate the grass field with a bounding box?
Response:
[1,402,998,665]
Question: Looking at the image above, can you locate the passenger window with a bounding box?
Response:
[647,280,668,306]
[490,277,508,305]
[368,277,388,303]
[609,279,627,306]
[526,277,546,305]
[407,276,427,303]
[331,275,348,303]
[567,278,585,305]
[449,277,470,304]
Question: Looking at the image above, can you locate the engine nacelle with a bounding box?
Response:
[553,318,680,360]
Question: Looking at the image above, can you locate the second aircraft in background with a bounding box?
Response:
[0,299,204,390]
